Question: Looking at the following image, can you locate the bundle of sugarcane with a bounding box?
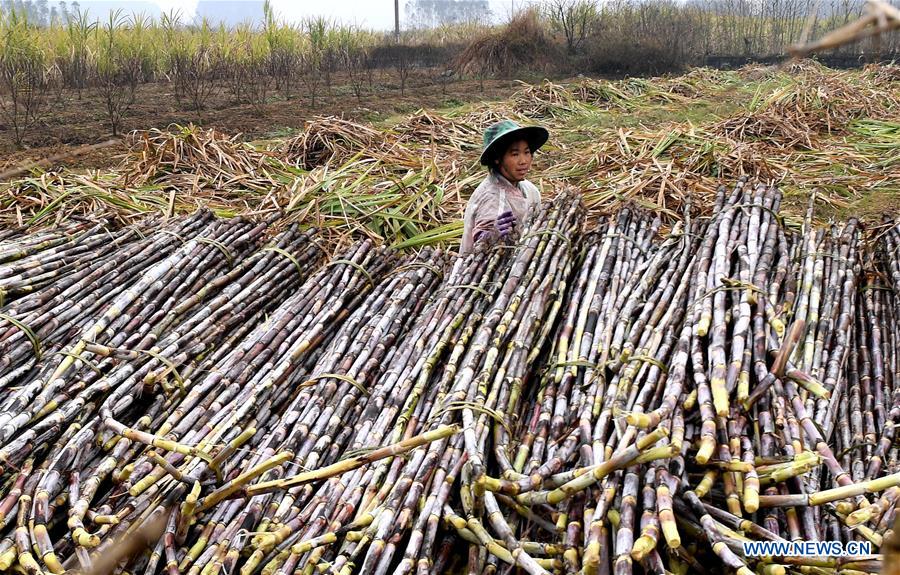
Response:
[0,220,132,304]
[29,242,438,575]
[523,180,886,575]
[171,247,497,575]
[679,185,870,571]
[2,235,408,575]
[165,247,447,575]
[233,192,594,575]
[0,215,332,573]
[342,193,585,575]
[664,184,833,572]
[490,197,696,575]
[838,218,900,543]
[0,211,229,391]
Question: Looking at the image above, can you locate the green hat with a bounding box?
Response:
[479,120,549,166]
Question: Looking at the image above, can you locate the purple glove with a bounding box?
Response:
[496,211,516,237]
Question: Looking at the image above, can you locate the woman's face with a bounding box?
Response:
[496,139,533,184]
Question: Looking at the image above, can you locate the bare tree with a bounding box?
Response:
[427,51,454,96]
[390,41,412,97]
[181,45,219,118]
[300,49,322,108]
[301,17,327,106]
[544,0,599,55]
[344,44,371,103]
[264,2,301,99]
[60,8,93,99]
[0,8,47,147]
[95,11,143,136]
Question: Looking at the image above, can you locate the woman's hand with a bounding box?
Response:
[496,211,516,237]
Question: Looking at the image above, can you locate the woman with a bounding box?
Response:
[460,119,549,255]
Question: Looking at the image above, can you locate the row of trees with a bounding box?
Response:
[542,0,895,71]
[1,0,896,148]
[404,0,492,29]
[0,0,79,27]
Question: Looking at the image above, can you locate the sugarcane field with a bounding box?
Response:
[1,0,900,574]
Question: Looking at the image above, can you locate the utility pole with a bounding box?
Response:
[394,0,400,40]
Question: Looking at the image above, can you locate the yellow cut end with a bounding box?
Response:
[625,411,652,428]
[695,470,717,498]
[41,551,65,574]
[835,500,856,515]
[73,527,101,548]
[631,534,657,561]
[696,438,716,465]
[661,519,681,548]
[712,376,730,417]
[744,488,760,514]
[845,506,875,527]
[683,389,698,410]
[0,547,16,570]
[771,318,785,339]
[607,509,621,527]
[697,316,711,337]
[238,551,265,575]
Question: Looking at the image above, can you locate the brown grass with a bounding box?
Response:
[454,10,555,78]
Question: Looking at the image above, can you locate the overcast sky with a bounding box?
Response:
[152,0,543,30]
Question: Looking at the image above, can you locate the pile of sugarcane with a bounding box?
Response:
[1,188,899,575]
[509,182,874,575]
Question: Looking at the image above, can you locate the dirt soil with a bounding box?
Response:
[0,70,520,176]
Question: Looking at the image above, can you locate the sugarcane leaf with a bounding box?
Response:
[158,229,186,243]
[435,401,511,435]
[25,188,76,226]
[550,360,599,370]
[326,259,374,288]
[625,355,669,374]
[300,373,369,396]
[520,229,572,248]
[139,350,186,391]
[0,312,41,361]
[440,283,494,298]
[391,221,463,250]
[195,237,235,266]
[52,351,104,376]
[261,246,303,278]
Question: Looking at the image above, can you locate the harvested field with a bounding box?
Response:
[3,63,898,245]
[0,62,899,575]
